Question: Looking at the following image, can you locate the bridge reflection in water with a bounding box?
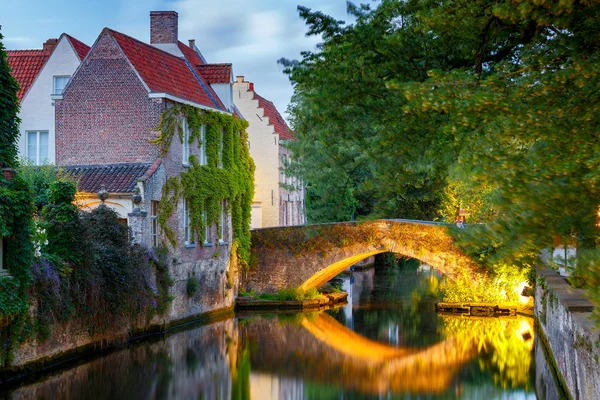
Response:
[243,312,535,397]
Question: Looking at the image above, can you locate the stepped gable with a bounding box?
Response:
[254,92,295,140]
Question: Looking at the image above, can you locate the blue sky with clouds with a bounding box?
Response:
[1,0,350,120]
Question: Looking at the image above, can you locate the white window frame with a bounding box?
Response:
[203,201,211,246]
[183,199,194,245]
[283,201,288,226]
[53,75,70,95]
[182,118,190,165]
[219,200,227,244]
[219,127,224,168]
[150,201,159,248]
[26,130,49,165]
[199,124,207,165]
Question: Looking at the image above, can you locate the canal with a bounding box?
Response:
[0,255,563,399]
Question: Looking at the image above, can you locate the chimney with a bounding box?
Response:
[150,11,178,44]
[236,76,245,83]
[43,38,58,53]
[188,39,195,48]
[249,82,254,91]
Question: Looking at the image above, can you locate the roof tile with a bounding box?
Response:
[197,63,232,84]
[255,92,295,140]
[64,34,91,61]
[7,49,50,101]
[65,162,155,193]
[109,30,224,111]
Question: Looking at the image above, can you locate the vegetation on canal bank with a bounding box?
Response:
[239,287,323,302]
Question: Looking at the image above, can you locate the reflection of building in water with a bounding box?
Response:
[250,373,303,400]
[341,268,375,329]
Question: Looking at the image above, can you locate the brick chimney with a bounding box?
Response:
[43,38,58,53]
[150,11,178,44]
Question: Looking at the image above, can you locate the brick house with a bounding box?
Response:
[7,34,90,165]
[233,76,305,227]
[54,11,247,318]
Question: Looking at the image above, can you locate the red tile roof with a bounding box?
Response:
[197,63,232,84]
[178,41,203,65]
[65,162,155,193]
[7,49,50,101]
[108,29,225,111]
[64,34,91,61]
[255,92,295,140]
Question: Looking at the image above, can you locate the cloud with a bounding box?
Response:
[173,0,348,121]
[4,36,37,47]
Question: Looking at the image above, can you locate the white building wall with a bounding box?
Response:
[279,143,305,226]
[233,79,280,228]
[211,83,233,112]
[18,37,82,164]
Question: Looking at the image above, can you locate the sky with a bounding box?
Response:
[1,0,351,121]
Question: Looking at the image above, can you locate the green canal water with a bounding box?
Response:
[0,257,562,399]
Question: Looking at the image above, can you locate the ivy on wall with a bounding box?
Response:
[153,104,255,267]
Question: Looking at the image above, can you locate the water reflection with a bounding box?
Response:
[1,258,558,399]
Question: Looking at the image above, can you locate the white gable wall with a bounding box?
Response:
[18,37,82,164]
[233,80,280,228]
[211,83,233,112]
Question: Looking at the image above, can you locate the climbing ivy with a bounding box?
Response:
[153,104,255,267]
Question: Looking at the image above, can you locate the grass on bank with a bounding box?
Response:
[239,287,325,301]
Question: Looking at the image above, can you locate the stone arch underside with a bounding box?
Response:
[247,220,478,293]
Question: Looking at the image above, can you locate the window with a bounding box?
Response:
[183,199,193,245]
[182,118,190,165]
[27,131,49,165]
[219,127,224,168]
[53,75,70,95]
[282,201,288,226]
[219,200,227,243]
[150,201,159,247]
[199,124,207,165]
[203,201,211,245]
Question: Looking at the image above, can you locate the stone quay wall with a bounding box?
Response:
[4,252,238,374]
[535,266,600,400]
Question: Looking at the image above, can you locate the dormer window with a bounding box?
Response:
[53,76,70,95]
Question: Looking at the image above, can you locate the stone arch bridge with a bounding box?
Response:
[245,219,479,293]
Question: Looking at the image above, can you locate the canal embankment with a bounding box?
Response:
[535,266,600,400]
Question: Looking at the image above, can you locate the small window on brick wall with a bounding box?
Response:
[219,127,224,168]
[150,201,159,248]
[182,118,190,165]
[219,200,227,243]
[203,201,211,245]
[199,124,207,165]
[183,199,194,245]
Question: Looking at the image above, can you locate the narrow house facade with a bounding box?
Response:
[233,76,305,228]
[54,11,252,319]
[7,34,90,165]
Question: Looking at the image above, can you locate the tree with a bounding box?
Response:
[0,25,20,168]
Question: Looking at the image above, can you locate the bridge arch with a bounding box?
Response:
[246,220,479,293]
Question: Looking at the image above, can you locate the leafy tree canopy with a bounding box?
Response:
[283,0,600,317]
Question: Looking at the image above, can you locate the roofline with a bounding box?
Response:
[148,93,232,115]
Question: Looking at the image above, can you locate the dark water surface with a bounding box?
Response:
[1,260,561,399]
